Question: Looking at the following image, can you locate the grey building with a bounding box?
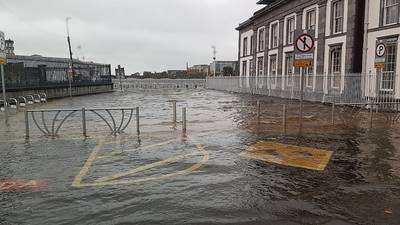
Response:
[237,0,365,86]
[210,61,239,76]
[5,39,14,55]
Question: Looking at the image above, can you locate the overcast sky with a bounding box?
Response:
[0,0,262,74]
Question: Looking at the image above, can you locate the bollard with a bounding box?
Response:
[282,104,287,134]
[257,100,261,120]
[369,103,373,128]
[25,109,29,139]
[136,107,140,134]
[82,108,87,137]
[331,103,335,126]
[182,107,187,134]
[173,101,177,123]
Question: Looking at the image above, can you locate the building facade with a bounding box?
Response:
[188,64,210,75]
[5,39,14,55]
[365,0,400,99]
[210,61,239,76]
[237,0,365,92]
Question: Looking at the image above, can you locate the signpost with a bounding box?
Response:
[375,42,386,69]
[294,30,315,135]
[0,31,8,124]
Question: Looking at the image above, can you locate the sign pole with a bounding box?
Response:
[299,69,304,136]
[294,30,315,136]
[0,31,8,125]
[1,64,8,125]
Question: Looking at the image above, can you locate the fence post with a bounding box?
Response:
[25,109,29,139]
[136,107,140,135]
[173,100,177,123]
[331,103,335,126]
[299,72,305,136]
[257,100,261,120]
[283,104,287,134]
[82,108,87,137]
[182,107,187,135]
[369,103,373,128]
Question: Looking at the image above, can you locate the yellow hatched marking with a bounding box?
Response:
[241,141,333,171]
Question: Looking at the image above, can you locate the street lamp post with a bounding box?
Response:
[66,17,74,98]
[0,31,8,125]
[212,46,216,78]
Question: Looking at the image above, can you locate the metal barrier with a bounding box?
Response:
[25,105,188,139]
[7,98,18,110]
[114,79,206,91]
[40,93,47,103]
[26,95,34,105]
[0,100,5,112]
[18,96,27,107]
[33,94,41,103]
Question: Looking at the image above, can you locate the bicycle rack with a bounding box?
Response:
[26,95,34,105]
[18,96,27,107]
[40,93,47,103]
[7,98,18,110]
[33,94,41,103]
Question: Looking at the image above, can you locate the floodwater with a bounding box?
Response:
[1,88,400,225]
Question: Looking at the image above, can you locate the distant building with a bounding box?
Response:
[5,39,14,55]
[210,61,239,76]
[115,66,125,79]
[188,64,210,75]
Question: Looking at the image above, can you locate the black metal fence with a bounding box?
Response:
[1,63,112,91]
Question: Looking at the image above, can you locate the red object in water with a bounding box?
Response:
[0,180,48,192]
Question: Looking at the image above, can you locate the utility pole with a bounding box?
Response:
[66,17,74,98]
[212,46,216,78]
[118,65,123,92]
[0,31,8,125]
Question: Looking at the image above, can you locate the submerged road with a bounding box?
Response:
[0,89,400,225]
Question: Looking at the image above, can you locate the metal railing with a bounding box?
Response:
[206,74,399,106]
[114,79,206,90]
[24,104,188,139]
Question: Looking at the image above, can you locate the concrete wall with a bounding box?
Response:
[1,84,113,100]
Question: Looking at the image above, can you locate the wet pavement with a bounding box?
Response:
[0,88,400,225]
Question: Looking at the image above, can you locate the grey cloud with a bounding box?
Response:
[0,0,261,73]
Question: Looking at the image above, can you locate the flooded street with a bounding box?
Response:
[1,89,400,225]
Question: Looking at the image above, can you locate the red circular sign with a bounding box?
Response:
[295,34,315,53]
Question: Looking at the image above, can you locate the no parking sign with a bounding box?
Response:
[375,41,386,69]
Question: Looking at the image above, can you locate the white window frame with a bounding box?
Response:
[242,60,247,77]
[305,66,314,88]
[285,53,294,87]
[257,57,264,76]
[306,9,316,30]
[285,14,296,45]
[269,21,280,49]
[383,0,400,26]
[269,54,278,85]
[257,27,265,52]
[332,0,344,34]
[329,45,342,89]
[243,37,248,57]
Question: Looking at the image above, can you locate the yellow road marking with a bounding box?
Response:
[71,142,104,187]
[97,139,178,159]
[95,151,202,183]
[72,137,209,188]
[241,141,332,171]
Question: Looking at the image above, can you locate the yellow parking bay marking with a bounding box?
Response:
[72,138,209,188]
[97,139,178,159]
[240,141,333,171]
[95,151,201,183]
